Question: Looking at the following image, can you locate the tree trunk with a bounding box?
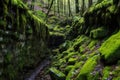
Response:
[68,0,72,17]
[81,0,85,14]
[75,0,79,14]
[57,0,60,17]
[88,0,92,7]
[46,0,55,19]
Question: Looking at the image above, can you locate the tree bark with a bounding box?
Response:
[81,0,85,14]
[88,0,92,7]
[75,0,79,14]
[68,0,72,16]
[46,0,55,19]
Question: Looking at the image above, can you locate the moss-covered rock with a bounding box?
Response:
[65,65,74,73]
[112,64,120,79]
[66,61,84,80]
[49,32,65,48]
[68,58,77,65]
[99,31,120,64]
[88,40,98,50]
[90,27,109,39]
[76,55,100,80]
[102,67,111,80]
[49,67,66,80]
[73,35,89,51]
[87,72,100,80]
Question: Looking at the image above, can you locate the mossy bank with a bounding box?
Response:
[0,0,49,80]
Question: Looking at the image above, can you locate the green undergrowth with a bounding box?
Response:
[49,0,120,79]
[99,31,120,64]
[50,30,120,80]
[50,35,103,80]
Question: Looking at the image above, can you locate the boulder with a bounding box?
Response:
[99,31,120,64]
[76,55,100,80]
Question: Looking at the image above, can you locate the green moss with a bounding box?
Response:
[59,40,73,52]
[102,67,111,80]
[107,5,116,13]
[88,40,98,49]
[113,77,120,80]
[76,55,100,80]
[66,61,84,80]
[99,31,120,64]
[88,0,112,13]
[64,52,77,60]
[80,54,87,61]
[65,65,74,73]
[59,59,66,65]
[79,17,85,24]
[87,72,100,80]
[73,35,89,51]
[49,67,66,80]
[90,27,108,39]
[68,58,77,65]
[79,46,85,53]
[50,32,64,37]
[112,65,120,79]
[11,0,18,5]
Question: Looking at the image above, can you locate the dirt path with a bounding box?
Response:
[25,59,50,80]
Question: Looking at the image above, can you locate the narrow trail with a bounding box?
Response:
[25,59,50,80]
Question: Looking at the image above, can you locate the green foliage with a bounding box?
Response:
[34,10,46,19]
[73,35,89,51]
[87,72,100,80]
[76,55,100,80]
[90,27,109,39]
[65,65,74,73]
[102,67,111,80]
[49,67,66,80]
[113,77,120,80]
[88,40,98,49]
[89,0,112,13]
[66,17,85,39]
[99,31,120,64]
[68,58,77,65]
[107,5,116,14]
[66,61,84,80]
[11,0,18,5]
[112,64,120,79]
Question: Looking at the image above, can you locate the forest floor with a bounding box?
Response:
[25,58,51,80]
[24,17,64,80]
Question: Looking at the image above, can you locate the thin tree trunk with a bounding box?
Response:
[46,0,55,19]
[57,0,60,17]
[48,0,49,8]
[75,0,79,14]
[81,0,85,14]
[88,0,92,7]
[54,0,56,15]
[68,0,72,17]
